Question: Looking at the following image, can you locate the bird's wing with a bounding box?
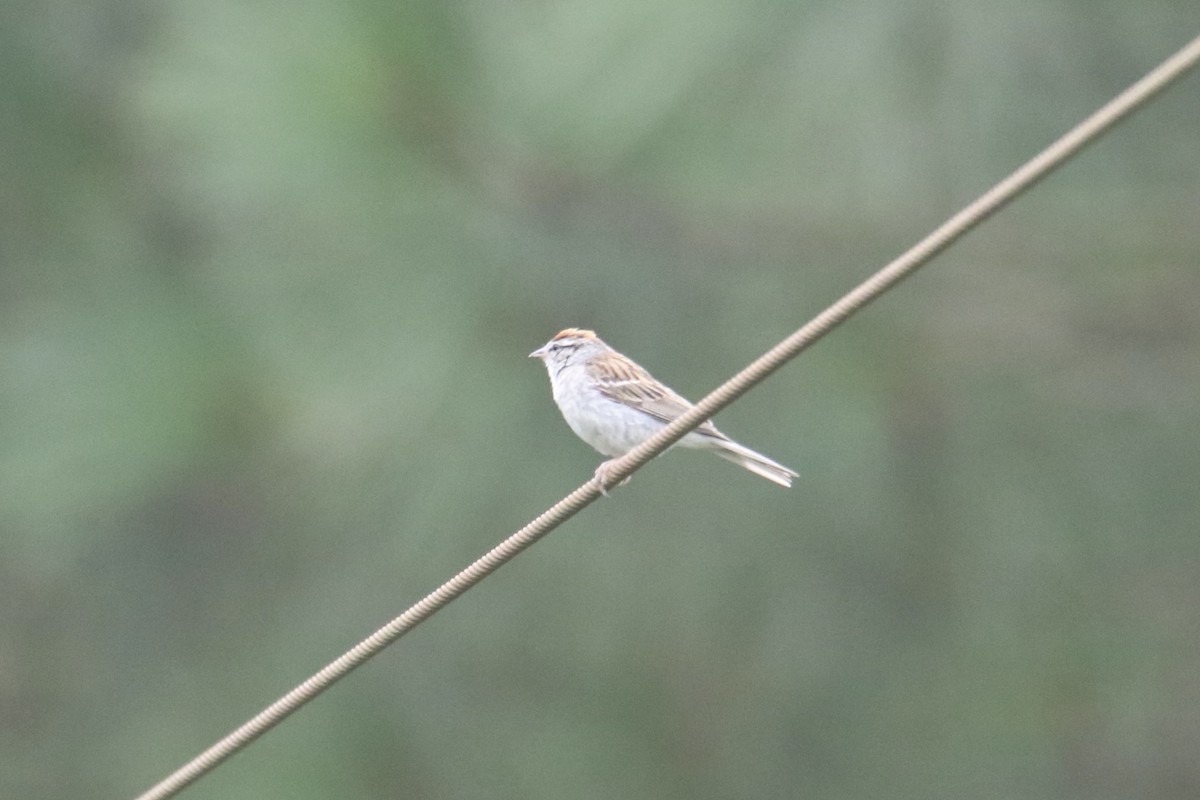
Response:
[587,351,725,439]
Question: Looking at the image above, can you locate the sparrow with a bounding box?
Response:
[530,328,797,492]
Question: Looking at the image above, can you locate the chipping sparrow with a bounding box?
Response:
[530,328,797,492]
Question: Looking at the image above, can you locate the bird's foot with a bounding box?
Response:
[592,459,631,497]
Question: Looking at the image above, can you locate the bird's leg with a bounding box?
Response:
[592,459,631,496]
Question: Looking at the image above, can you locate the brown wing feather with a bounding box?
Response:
[586,351,726,439]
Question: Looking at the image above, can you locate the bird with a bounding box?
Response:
[529,328,797,493]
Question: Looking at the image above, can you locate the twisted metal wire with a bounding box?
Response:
[134,32,1200,800]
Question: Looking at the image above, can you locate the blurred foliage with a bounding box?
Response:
[1,1,1198,798]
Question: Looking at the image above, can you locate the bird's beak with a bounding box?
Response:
[529,344,548,360]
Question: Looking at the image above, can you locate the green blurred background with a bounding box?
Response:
[3,2,1199,798]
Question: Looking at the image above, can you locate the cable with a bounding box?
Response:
[133,32,1200,800]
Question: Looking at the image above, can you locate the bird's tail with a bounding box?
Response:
[709,439,798,488]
